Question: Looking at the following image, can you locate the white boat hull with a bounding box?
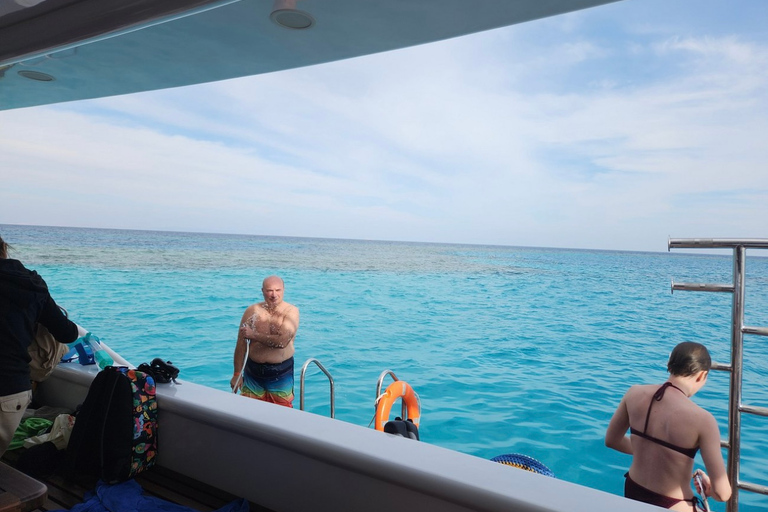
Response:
[37,361,659,512]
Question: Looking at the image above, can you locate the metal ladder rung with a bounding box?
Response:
[739,481,768,496]
[711,362,731,372]
[299,358,335,418]
[740,404,768,417]
[668,238,768,250]
[742,326,768,336]
[671,281,734,293]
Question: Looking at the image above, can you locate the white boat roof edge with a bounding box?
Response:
[37,361,664,512]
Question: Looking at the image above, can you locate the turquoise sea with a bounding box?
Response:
[2,224,766,511]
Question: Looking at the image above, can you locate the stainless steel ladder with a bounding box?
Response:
[299,358,335,418]
[669,238,768,512]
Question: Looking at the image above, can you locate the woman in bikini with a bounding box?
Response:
[605,342,731,511]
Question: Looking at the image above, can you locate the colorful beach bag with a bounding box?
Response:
[67,366,158,483]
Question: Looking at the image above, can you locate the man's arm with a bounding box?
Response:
[230,308,252,390]
[242,306,300,349]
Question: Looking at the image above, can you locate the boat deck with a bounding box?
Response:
[2,450,271,512]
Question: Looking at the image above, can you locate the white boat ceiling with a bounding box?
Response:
[0,0,619,110]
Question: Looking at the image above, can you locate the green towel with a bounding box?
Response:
[7,417,53,450]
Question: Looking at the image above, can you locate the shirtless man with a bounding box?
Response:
[230,276,300,407]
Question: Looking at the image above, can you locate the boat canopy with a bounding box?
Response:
[0,0,620,110]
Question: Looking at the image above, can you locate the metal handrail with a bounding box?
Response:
[740,404,768,417]
[375,369,407,420]
[742,326,768,336]
[710,362,731,372]
[669,238,768,512]
[299,358,335,418]
[740,481,768,496]
[668,238,768,249]
[671,281,734,293]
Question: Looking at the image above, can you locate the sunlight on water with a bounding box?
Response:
[3,224,767,511]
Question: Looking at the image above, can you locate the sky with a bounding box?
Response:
[1,0,767,252]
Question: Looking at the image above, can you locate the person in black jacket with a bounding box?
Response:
[0,234,86,455]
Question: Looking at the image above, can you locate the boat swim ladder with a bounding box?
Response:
[299,358,335,418]
[668,238,768,512]
[375,370,408,422]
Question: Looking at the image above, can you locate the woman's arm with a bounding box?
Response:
[605,393,633,455]
[698,411,731,501]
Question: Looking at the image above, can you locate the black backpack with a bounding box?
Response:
[67,366,158,483]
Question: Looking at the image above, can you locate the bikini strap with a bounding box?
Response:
[691,496,706,512]
[642,382,670,432]
[642,382,686,432]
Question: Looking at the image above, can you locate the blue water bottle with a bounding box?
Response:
[83,332,114,369]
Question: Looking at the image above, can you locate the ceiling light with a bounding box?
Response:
[15,0,47,7]
[18,70,55,81]
[270,9,314,29]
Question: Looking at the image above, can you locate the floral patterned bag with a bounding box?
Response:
[67,366,158,482]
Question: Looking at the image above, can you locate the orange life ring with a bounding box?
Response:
[374,380,420,431]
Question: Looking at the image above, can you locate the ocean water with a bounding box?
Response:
[2,224,767,511]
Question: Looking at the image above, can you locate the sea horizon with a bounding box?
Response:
[3,222,750,258]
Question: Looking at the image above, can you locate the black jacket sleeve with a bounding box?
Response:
[38,296,79,344]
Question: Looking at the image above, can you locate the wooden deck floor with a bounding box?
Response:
[2,450,272,512]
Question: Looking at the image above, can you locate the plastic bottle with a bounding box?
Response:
[83,332,114,369]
